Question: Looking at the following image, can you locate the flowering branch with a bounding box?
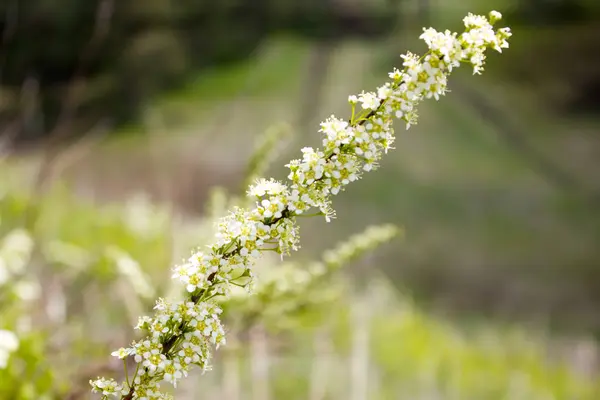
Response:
[91,11,511,399]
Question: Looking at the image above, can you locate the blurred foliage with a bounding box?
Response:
[0,0,398,145]
[362,0,600,334]
[365,289,600,399]
[2,136,600,399]
[202,279,600,399]
[482,0,600,116]
[2,1,600,397]
[2,0,599,144]
[507,0,600,25]
[0,166,173,398]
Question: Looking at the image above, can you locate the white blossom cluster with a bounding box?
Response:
[91,11,511,399]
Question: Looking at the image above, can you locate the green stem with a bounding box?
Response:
[124,360,130,388]
[295,212,325,218]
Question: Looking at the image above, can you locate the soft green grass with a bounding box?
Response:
[110,35,310,140]
[366,291,600,400]
[195,279,600,400]
[166,36,309,101]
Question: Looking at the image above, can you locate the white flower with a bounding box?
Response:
[377,84,393,100]
[388,68,402,81]
[111,347,132,359]
[401,52,420,70]
[258,197,285,219]
[489,10,502,23]
[90,377,124,397]
[357,91,380,110]
[163,360,184,386]
[463,12,489,29]
[247,178,288,197]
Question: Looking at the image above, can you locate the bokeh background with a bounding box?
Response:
[2,0,600,398]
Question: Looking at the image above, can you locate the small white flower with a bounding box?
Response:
[388,68,402,81]
[111,347,132,359]
[463,12,489,29]
[90,377,123,396]
[377,84,393,100]
[489,10,502,23]
[247,178,288,197]
[357,91,380,110]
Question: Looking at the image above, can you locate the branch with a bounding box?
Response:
[90,10,512,399]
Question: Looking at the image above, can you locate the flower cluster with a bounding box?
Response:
[92,11,511,399]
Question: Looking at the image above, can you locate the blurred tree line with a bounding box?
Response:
[0,0,599,147]
[511,0,598,25]
[504,0,600,116]
[0,0,399,146]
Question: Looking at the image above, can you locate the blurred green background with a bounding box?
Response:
[2,0,600,398]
